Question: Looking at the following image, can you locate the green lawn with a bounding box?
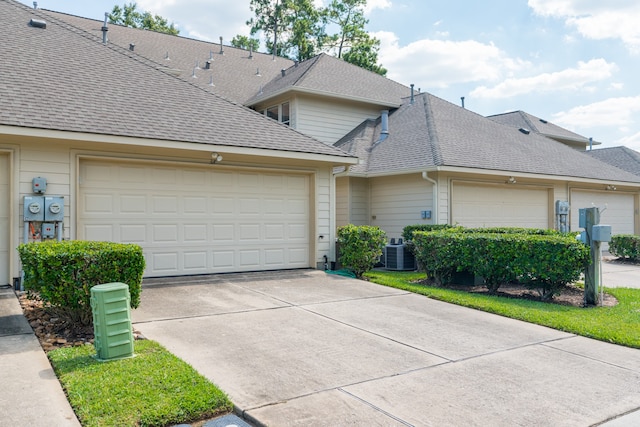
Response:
[48,340,232,427]
[365,271,640,349]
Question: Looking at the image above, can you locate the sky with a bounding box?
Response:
[22,0,640,150]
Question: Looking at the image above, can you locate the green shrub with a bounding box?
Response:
[456,227,563,236]
[401,224,454,242]
[609,235,640,260]
[337,225,386,278]
[18,240,145,325]
[412,231,590,297]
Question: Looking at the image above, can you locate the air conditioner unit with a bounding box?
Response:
[384,244,416,271]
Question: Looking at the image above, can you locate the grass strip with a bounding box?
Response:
[365,271,640,349]
[48,340,233,427]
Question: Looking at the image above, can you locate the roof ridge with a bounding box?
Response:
[423,94,443,166]
[519,111,539,133]
[289,54,323,87]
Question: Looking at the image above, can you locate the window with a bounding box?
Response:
[262,102,290,126]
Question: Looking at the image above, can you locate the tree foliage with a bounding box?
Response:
[240,0,385,73]
[231,35,260,51]
[109,2,179,35]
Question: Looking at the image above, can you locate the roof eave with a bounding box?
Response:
[0,125,358,165]
[246,86,402,109]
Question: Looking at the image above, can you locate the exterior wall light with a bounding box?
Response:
[211,152,223,164]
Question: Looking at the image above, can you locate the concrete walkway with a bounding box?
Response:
[0,287,80,427]
[132,269,640,427]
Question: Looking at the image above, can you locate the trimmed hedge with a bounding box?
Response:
[337,225,386,278]
[609,234,640,260]
[18,241,145,325]
[412,230,590,299]
[401,224,453,242]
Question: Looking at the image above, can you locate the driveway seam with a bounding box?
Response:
[541,340,640,373]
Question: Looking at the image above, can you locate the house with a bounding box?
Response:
[488,110,599,150]
[0,0,357,286]
[2,0,638,287]
[334,92,640,240]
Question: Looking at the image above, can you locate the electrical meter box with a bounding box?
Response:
[23,195,45,221]
[555,200,569,215]
[592,224,612,242]
[91,283,134,361]
[44,196,64,222]
[32,176,47,194]
[579,208,587,228]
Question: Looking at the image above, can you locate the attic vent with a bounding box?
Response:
[539,118,548,124]
[29,18,46,29]
[281,69,286,77]
[519,128,531,135]
[205,60,211,70]
[129,43,135,51]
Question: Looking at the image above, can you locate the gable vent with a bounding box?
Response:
[519,128,530,135]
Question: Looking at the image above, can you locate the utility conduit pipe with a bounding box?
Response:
[422,171,438,224]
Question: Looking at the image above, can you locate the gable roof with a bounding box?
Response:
[0,0,353,160]
[246,53,410,107]
[42,11,410,110]
[336,92,640,183]
[585,146,640,176]
[42,9,293,105]
[488,110,594,149]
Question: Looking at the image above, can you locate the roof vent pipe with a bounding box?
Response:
[461,96,465,108]
[101,12,108,44]
[410,84,415,105]
[380,110,390,140]
[205,60,211,70]
[295,60,299,67]
[249,45,253,59]
[219,37,224,54]
[33,1,37,9]
[129,43,135,51]
[281,69,286,77]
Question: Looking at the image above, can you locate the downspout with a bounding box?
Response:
[422,172,438,224]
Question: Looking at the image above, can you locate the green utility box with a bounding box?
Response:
[91,282,134,361]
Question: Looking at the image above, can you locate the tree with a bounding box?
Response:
[109,2,179,35]
[231,35,260,52]
[322,0,386,75]
[247,0,324,61]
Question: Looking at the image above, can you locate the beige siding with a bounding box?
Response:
[370,174,432,238]
[296,96,382,144]
[350,177,370,225]
[336,177,349,228]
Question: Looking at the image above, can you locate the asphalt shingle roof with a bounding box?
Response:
[585,146,640,177]
[336,92,640,183]
[488,110,590,145]
[0,0,353,159]
[247,53,410,107]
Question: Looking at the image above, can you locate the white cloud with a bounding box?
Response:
[375,31,529,89]
[364,0,392,15]
[616,131,640,151]
[528,0,640,52]
[470,58,617,99]
[552,95,640,129]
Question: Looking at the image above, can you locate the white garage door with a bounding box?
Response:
[79,160,310,277]
[452,183,549,228]
[0,154,9,286]
[570,190,635,236]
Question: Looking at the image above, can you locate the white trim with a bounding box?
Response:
[248,86,402,109]
[0,125,357,165]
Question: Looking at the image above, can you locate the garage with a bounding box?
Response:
[78,159,311,277]
[452,183,550,228]
[570,190,635,236]
[0,154,9,286]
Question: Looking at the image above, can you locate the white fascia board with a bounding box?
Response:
[247,86,401,109]
[0,125,358,165]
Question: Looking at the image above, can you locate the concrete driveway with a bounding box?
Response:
[132,269,640,426]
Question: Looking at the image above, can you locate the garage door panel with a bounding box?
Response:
[453,184,549,229]
[79,160,310,276]
[570,191,634,236]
